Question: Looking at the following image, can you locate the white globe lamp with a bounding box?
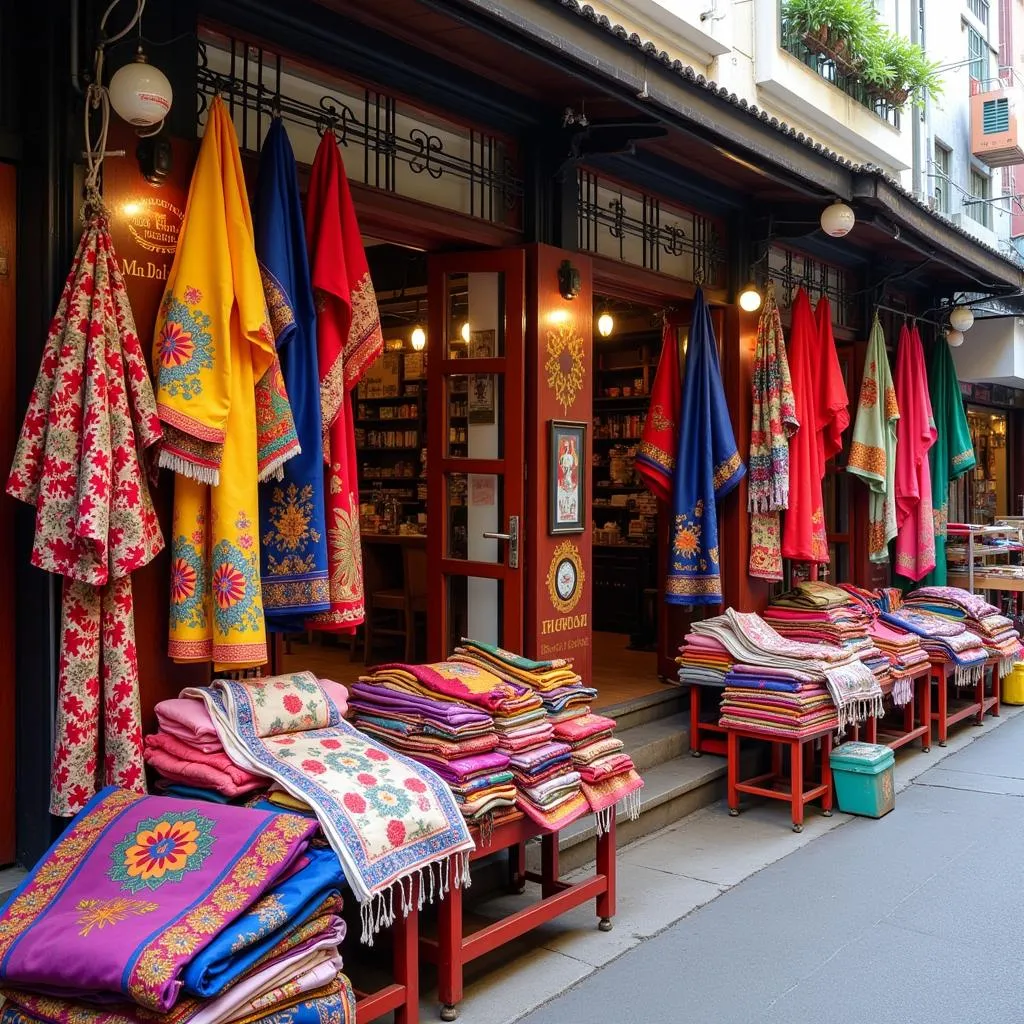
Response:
[949,305,975,332]
[108,49,173,128]
[946,328,965,348]
[410,326,426,351]
[820,200,856,238]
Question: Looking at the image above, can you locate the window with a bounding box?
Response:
[968,168,992,228]
[968,0,990,29]
[934,143,952,214]
[968,26,988,82]
[983,97,1010,133]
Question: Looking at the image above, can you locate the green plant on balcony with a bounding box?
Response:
[861,28,944,110]
[781,0,874,77]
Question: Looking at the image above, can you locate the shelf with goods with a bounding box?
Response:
[946,523,1024,595]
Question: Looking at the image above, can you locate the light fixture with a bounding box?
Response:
[108,47,173,128]
[460,321,471,344]
[410,326,426,351]
[820,200,856,238]
[597,311,615,338]
[949,305,975,332]
[946,328,965,347]
[557,259,582,300]
[738,282,762,312]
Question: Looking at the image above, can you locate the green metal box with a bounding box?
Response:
[829,741,895,819]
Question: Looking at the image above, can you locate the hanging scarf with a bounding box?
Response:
[255,120,331,629]
[847,313,900,562]
[781,289,829,563]
[636,321,680,503]
[923,336,976,585]
[748,281,798,581]
[813,295,850,467]
[666,287,745,605]
[156,96,299,669]
[304,134,384,633]
[6,208,163,815]
[894,324,937,582]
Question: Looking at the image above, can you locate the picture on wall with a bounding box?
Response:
[468,329,496,424]
[549,419,586,534]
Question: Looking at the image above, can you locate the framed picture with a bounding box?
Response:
[549,419,586,534]
[468,329,496,424]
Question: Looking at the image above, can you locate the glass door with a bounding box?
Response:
[426,250,526,661]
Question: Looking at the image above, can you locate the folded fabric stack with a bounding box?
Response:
[676,633,734,689]
[879,605,988,687]
[0,788,356,1024]
[719,679,840,738]
[690,608,883,730]
[906,586,1023,678]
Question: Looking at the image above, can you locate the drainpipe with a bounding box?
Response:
[912,0,924,201]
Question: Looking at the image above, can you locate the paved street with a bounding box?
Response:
[516,711,1024,1024]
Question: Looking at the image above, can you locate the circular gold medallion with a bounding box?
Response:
[547,541,585,614]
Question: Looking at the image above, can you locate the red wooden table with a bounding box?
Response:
[851,664,931,753]
[689,683,727,757]
[355,881,419,1024]
[419,811,616,1020]
[726,724,834,833]
[981,657,1001,720]
[929,657,995,747]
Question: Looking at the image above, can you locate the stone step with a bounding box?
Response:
[600,687,687,732]
[619,712,691,773]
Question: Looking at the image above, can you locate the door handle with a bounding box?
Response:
[482,515,519,569]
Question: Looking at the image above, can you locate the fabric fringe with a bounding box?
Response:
[594,787,642,836]
[257,442,302,484]
[748,485,789,516]
[954,663,984,688]
[836,693,885,733]
[358,851,472,945]
[891,676,913,707]
[999,654,1017,679]
[157,450,220,487]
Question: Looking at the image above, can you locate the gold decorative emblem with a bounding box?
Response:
[123,196,184,255]
[544,323,586,414]
[546,540,586,614]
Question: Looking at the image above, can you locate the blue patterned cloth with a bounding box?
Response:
[666,287,745,606]
[255,119,330,629]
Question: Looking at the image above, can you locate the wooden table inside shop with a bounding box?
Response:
[418,811,617,1021]
[929,656,1000,747]
[726,724,834,833]
[851,663,932,753]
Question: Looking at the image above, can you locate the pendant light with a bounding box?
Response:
[410,326,426,351]
[820,200,856,238]
[460,322,471,344]
[949,305,975,332]
[108,46,173,128]
[597,311,615,338]
[946,328,965,347]
[738,282,762,312]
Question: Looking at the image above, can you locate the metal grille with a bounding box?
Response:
[983,98,1010,134]
[767,245,857,328]
[196,28,523,228]
[577,169,726,286]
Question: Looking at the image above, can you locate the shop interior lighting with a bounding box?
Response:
[738,282,762,312]
[410,326,426,351]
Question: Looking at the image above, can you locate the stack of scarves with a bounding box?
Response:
[676,633,733,689]
[691,608,883,731]
[879,606,987,687]
[905,587,1022,677]
[0,788,358,1024]
[718,676,839,739]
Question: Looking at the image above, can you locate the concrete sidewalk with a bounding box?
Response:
[513,706,1024,1024]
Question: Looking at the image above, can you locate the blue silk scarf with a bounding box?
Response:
[255,119,330,629]
[666,287,745,606]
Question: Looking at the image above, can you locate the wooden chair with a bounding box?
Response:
[363,544,428,664]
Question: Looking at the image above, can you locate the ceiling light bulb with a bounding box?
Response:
[820,200,855,238]
[410,326,426,351]
[460,321,471,343]
[949,305,975,332]
[597,312,614,338]
[738,283,762,312]
[946,328,965,347]
[108,47,173,128]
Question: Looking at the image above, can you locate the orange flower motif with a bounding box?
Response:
[124,819,201,881]
[158,322,194,368]
[212,562,246,609]
[674,527,699,558]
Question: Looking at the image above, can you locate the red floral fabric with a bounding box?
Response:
[6,211,163,815]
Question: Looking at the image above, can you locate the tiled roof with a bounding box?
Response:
[558,0,1023,274]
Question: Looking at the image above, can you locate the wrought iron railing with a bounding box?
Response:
[767,244,858,329]
[779,20,900,130]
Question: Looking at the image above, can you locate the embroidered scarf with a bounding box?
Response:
[813,295,850,467]
[847,313,900,562]
[666,288,745,605]
[157,96,299,669]
[781,289,829,563]
[922,336,976,586]
[636,322,681,503]
[6,207,163,815]
[748,281,798,581]
[255,119,331,627]
[894,324,937,582]
[303,134,384,633]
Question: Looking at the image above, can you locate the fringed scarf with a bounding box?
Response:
[894,324,937,582]
[636,321,680,503]
[666,287,745,605]
[6,206,163,815]
[748,281,798,581]
[781,288,829,563]
[304,134,384,633]
[847,313,900,562]
[255,119,331,628]
[156,96,299,669]
[923,336,976,586]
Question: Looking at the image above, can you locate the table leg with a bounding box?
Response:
[771,739,782,779]
[865,715,878,745]
[975,675,986,726]
[394,879,419,1024]
[993,666,1001,718]
[790,738,804,833]
[727,730,740,816]
[919,673,931,752]
[821,733,833,815]
[596,814,616,931]
[508,841,526,894]
[936,670,948,747]
[437,870,462,1022]
[690,684,702,756]
[541,832,559,899]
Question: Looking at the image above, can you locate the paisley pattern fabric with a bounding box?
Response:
[6,208,163,815]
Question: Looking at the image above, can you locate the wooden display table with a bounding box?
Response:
[726,724,834,833]
[355,883,419,1024]
[689,682,727,757]
[851,664,932,753]
[419,811,616,1021]
[928,657,997,747]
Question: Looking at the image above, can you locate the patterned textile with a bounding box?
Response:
[156,96,298,669]
[893,324,937,582]
[184,673,473,940]
[813,296,850,468]
[255,119,331,627]
[368,661,539,715]
[143,732,267,799]
[452,640,580,692]
[304,134,384,633]
[636,322,681,503]
[922,337,976,586]
[0,788,316,1011]
[782,289,828,564]
[6,205,163,816]
[667,287,745,605]
[847,314,900,562]
[748,282,798,581]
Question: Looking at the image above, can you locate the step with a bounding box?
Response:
[619,711,691,773]
[600,687,687,732]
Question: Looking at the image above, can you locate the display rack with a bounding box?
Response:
[946,523,1024,594]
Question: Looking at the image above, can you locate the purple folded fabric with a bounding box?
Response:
[350,682,492,726]
[509,741,572,772]
[412,750,511,784]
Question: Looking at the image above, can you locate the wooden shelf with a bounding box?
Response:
[594,395,649,405]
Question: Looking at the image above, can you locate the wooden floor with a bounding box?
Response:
[280,630,673,710]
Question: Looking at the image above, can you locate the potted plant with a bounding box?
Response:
[861,28,944,110]
[782,0,874,76]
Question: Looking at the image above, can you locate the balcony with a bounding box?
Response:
[971,80,1024,168]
